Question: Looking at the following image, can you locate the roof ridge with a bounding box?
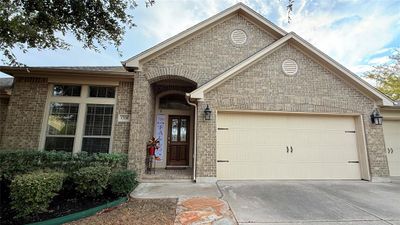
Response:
[122,3,287,69]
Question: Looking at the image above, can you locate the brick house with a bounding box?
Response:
[1,3,399,182]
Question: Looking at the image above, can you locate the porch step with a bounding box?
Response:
[140,168,193,181]
[139,178,194,183]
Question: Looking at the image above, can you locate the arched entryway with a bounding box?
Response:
[143,77,197,180]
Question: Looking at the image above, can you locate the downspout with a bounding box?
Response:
[185,93,197,182]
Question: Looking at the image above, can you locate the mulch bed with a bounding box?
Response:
[67,198,178,225]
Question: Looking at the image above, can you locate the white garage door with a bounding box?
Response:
[383,120,400,176]
[217,112,361,180]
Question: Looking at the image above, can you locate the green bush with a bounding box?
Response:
[10,171,66,218]
[73,166,111,197]
[109,170,138,196]
[0,150,43,181]
[0,150,127,181]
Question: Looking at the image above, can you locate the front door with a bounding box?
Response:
[167,115,190,166]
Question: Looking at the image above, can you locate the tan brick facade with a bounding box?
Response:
[112,81,134,154]
[143,14,276,86]
[0,97,9,145]
[128,73,155,174]
[1,77,48,150]
[197,43,389,179]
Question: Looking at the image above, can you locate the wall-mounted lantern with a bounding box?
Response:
[204,104,212,120]
[370,109,383,125]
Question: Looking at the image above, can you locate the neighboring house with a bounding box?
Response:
[0,3,399,182]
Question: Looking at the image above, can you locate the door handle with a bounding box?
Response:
[286,146,289,153]
[388,148,391,154]
[290,146,293,153]
[391,148,394,154]
[217,160,229,163]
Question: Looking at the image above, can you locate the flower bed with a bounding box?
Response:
[0,150,137,225]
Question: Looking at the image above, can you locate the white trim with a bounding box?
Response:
[215,109,363,116]
[39,84,53,150]
[189,32,394,106]
[355,115,371,181]
[122,3,286,69]
[39,84,117,153]
[190,33,293,99]
[289,33,393,106]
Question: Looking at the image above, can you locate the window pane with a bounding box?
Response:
[45,137,74,152]
[84,104,113,136]
[47,103,79,135]
[171,119,178,142]
[53,85,81,96]
[82,138,110,153]
[180,119,187,142]
[89,86,115,98]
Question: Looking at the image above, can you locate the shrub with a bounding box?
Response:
[109,170,138,196]
[73,166,111,197]
[0,150,128,181]
[10,171,66,218]
[0,150,43,181]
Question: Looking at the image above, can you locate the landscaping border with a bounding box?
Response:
[27,197,128,225]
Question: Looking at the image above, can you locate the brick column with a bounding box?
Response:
[196,100,217,180]
[1,77,48,150]
[364,115,390,180]
[128,73,154,175]
[112,81,134,154]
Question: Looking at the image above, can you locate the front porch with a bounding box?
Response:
[141,168,193,182]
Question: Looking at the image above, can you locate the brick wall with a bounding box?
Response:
[128,73,155,174]
[197,43,389,178]
[0,77,48,150]
[112,81,134,154]
[143,13,276,85]
[0,97,10,145]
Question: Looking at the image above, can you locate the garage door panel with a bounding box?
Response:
[217,112,361,180]
[383,120,400,176]
[288,163,360,179]
[287,116,355,130]
[217,163,292,180]
[218,145,286,163]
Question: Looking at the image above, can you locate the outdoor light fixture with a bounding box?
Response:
[370,109,383,125]
[204,104,212,120]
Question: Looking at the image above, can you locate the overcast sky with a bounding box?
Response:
[1,0,400,79]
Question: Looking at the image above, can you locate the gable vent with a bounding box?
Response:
[282,59,298,76]
[231,29,247,45]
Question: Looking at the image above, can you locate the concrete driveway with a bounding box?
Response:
[218,177,400,225]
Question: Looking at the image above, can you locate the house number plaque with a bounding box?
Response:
[118,114,130,122]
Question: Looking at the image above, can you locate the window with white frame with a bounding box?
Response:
[45,103,79,152]
[43,84,116,153]
[82,104,114,153]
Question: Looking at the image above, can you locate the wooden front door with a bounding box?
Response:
[167,115,190,166]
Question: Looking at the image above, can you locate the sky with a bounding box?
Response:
[1,0,400,80]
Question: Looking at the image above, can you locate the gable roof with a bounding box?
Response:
[189,32,394,106]
[122,3,287,70]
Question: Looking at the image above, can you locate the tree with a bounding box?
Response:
[0,0,154,65]
[365,49,400,101]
